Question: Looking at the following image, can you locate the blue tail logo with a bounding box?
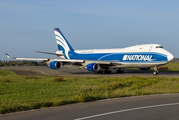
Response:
[54,28,74,59]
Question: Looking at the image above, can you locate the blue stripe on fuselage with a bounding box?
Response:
[68,51,168,63]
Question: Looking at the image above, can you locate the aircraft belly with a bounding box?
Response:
[109,62,168,68]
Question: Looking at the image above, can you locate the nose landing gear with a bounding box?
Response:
[153,66,158,75]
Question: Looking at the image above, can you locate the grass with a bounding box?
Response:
[158,62,179,72]
[0,70,179,114]
[126,62,179,72]
[130,62,179,72]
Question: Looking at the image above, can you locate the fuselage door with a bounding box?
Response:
[149,46,153,51]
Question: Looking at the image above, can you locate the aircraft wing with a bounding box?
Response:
[5,53,84,63]
[5,53,122,65]
[53,59,122,65]
[83,60,122,65]
[5,53,49,61]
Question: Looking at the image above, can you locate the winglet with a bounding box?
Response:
[5,53,12,59]
[5,53,17,59]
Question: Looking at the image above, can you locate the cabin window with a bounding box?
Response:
[156,46,163,48]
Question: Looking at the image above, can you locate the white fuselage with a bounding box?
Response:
[57,44,174,68]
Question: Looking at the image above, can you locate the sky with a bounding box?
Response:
[1,0,179,60]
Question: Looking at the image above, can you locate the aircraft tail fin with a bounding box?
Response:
[54,28,74,52]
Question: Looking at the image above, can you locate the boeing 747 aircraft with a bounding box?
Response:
[6,28,174,75]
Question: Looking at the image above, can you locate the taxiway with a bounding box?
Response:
[1,94,179,120]
[0,66,179,77]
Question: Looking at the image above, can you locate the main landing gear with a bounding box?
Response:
[93,67,159,75]
[153,66,158,75]
[93,69,112,74]
[93,69,124,74]
[116,69,124,73]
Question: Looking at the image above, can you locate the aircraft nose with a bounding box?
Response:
[167,53,174,62]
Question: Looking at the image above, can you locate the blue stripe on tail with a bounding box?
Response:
[54,28,74,51]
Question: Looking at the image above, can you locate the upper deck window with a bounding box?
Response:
[156,46,163,48]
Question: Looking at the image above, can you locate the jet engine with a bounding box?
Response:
[49,61,62,69]
[86,63,100,72]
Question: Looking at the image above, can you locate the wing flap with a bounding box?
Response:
[84,60,122,65]
[53,59,84,63]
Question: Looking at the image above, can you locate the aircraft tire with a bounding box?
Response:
[117,69,124,73]
[153,71,158,75]
[97,71,103,74]
[104,70,111,74]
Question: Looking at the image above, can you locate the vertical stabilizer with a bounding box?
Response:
[54,28,74,59]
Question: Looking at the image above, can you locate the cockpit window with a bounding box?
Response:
[156,46,163,48]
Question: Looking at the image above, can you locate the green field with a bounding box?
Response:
[159,62,179,72]
[0,70,179,114]
[128,62,179,72]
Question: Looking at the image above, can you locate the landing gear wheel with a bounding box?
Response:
[116,69,124,73]
[93,72,97,74]
[153,66,159,75]
[121,70,124,73]
[97,71,103,74]
[153,71,158,75]
[104,70,111,74]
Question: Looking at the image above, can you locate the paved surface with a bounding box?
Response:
[0,66,179,77]
[1,93,179,120]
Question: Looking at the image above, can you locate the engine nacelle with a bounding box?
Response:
[49,61,62,69]
[86,63,100,72]
[140,68,151,71]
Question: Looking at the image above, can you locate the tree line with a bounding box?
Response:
[0,60,46,67]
